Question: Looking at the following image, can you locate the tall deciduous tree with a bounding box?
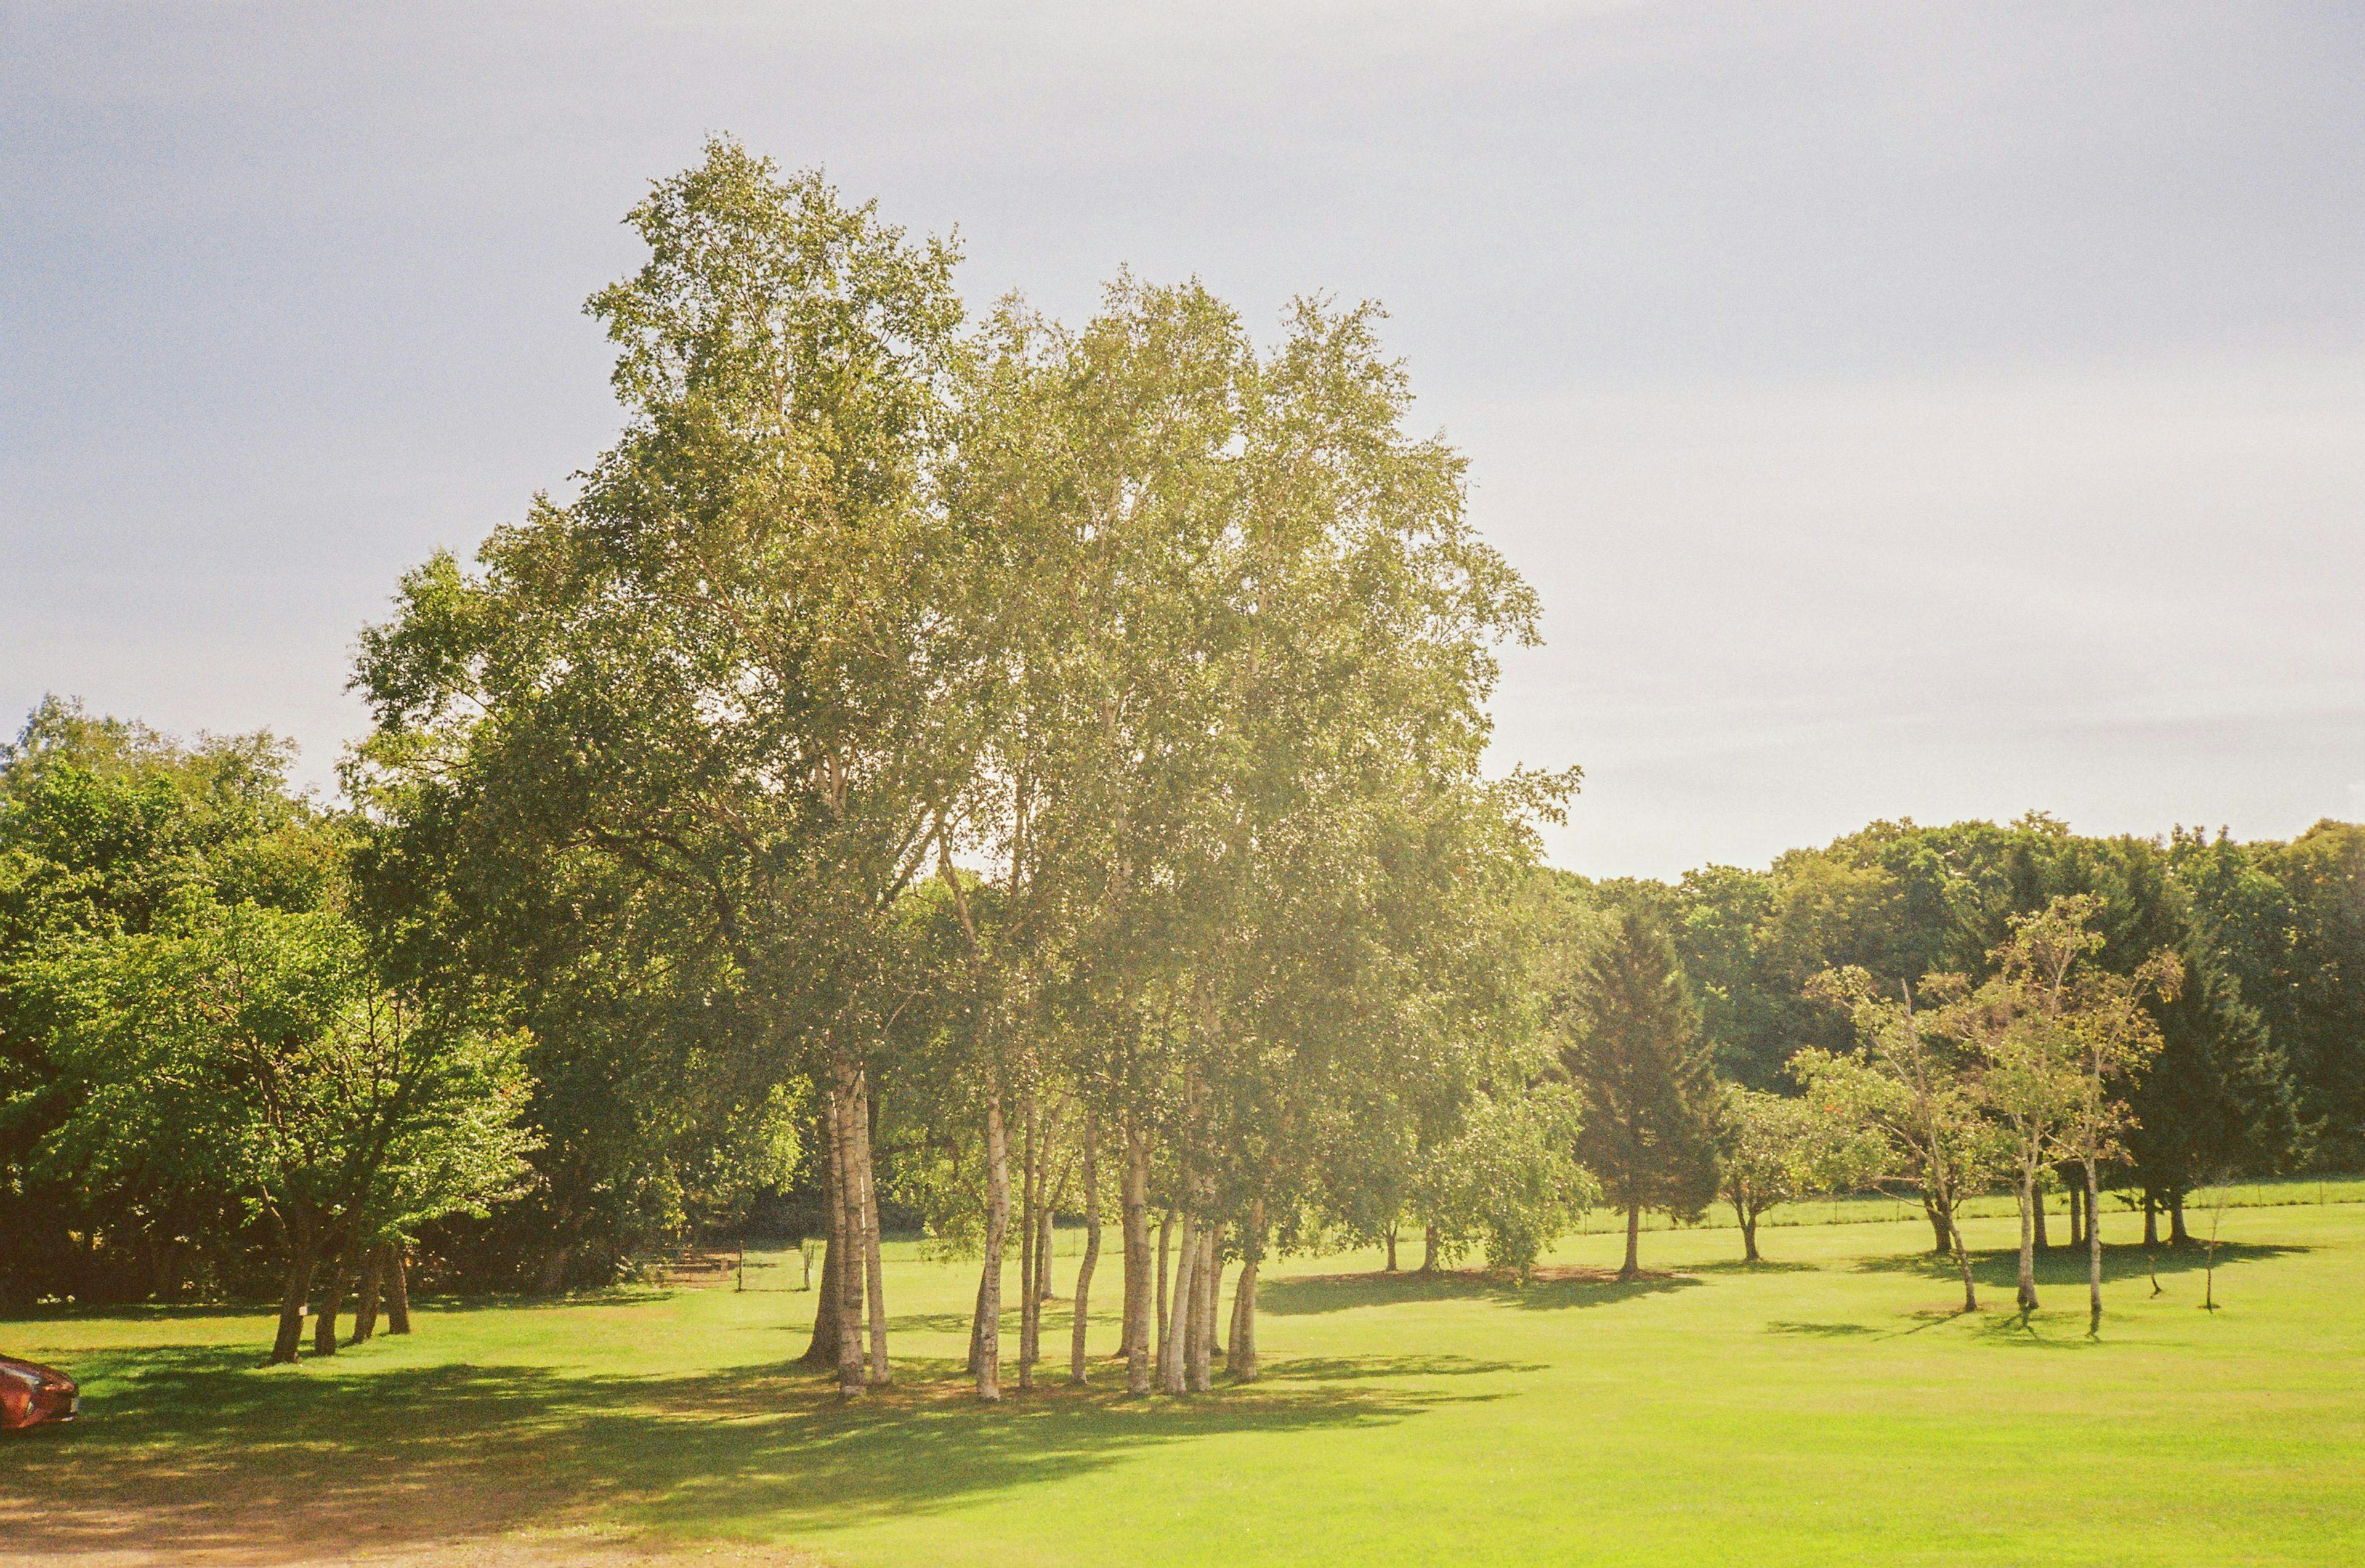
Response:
[352,139,977,1396]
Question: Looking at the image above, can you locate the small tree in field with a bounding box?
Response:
[1934,896,2177,1319]
[1410,1086,1594,1280]
[1559,908,1720,1281]
[1796,969,1997,1312]
[1716,1084,1881,1264]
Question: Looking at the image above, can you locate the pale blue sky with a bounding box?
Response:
[5,2,2361,876]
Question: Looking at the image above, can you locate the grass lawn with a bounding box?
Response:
[6,1198,2363,1567]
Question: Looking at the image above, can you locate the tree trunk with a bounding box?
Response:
[977,1091,1010,1402]
[351,1251,384,1344]
[533,1245,572,1296]
[2066,1179,2085,1248]
[855,1069,889,1388]
[383,1243,411,1335]
[828,1071,867,1397]
[312,1247,349,1357]
[1189,1227,1216,1394]
[1740,1212,1760,1264]
[2084,1158,2104,1329]
[2169,1189,2191,1247]
[2143,1189,2160,1247]
[1949,1211,1978,1313]
[1229,1205,1263,1383]
[1620,1205,1641,1282]
[270,1241,318,1365]
[1421,1224,1439,1274]
[1384,1226,1398,1273]
[1122,1121,1151,1394]
[1037,1195,1056,1306]
[2032,1186,2051,1251]
[1161,1213,1197,1394]
[1925,1198,1952,1256]
[2015,1170,2039,1312]
[1229,1256,1259,1382]
[967,1263,988,1376]
[802,1146,844,1368]
[1070,1115,1101,1386]
[1154,1209,1174,1379]
[1019,1096,1040,1391]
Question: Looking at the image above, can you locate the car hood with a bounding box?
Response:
[0,1358,75,1388]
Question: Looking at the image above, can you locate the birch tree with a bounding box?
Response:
[353,139,979,1397]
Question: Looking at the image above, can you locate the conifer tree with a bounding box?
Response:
[1559,907,1720,1280]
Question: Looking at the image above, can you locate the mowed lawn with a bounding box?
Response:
[6,1202,2363,1567]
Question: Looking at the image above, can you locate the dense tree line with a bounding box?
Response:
[6,141,2361,1373]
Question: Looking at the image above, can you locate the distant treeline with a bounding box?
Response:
[1579,810,2364,1187]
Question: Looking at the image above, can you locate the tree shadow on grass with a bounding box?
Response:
[0,1340,1502,1564]
[1763,1320,1880,1338]
[1685,1259,1819,1275]
[1853,1240,2305,1291]
[1258,1267,1700,1318]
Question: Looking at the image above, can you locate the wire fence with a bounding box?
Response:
[665,1174,2365,1281]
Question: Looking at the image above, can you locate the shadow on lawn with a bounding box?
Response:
[1854,1239,2305,1291]
[0,1341,1502,1564]
[1258,1267,1699,1317]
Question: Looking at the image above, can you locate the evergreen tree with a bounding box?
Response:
[1559,907,1720,1280]
[2125,933,2301,1241]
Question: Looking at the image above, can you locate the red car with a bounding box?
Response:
[1,1356,78,1431]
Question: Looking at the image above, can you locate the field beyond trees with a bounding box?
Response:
[7,1195,2363,1568]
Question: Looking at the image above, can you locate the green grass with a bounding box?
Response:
[6,1203,2363,1566]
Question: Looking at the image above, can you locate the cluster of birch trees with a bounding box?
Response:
[346,139,1574,1399]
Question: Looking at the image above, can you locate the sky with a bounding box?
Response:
[4,1,2361,878]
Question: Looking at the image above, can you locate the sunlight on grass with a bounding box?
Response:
[7,1203,2363,1568]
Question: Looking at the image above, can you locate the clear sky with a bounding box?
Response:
[6,2,2361,878]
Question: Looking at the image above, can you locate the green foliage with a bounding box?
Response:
[1558,907,1721,1225]
[26,899,536,1274]
[1411,1085,1594,1277]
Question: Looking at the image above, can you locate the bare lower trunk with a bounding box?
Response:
[967,1264,988,1375]
[384,1244,411,1335]
[1037,1197,1056,1306]
[1421,1224,1439,1274]
[270,1241,318,1365]
[2067,1179,2085,1248]
[802,1146,844,1368]
[1229,1254,1259,1381]
[2032,1188,2051,1251]
[2143,1189,2160,1247]
[1122,1123,1151,1392]
[1620,1205,1641,1282]
[2084,1159,2104,1328]
[1154,1210,1174,1377]
[1950,1211,1978,1312]
[1925,1198,1952,1256]
[2016,1170,2039,1311]
[1189,1227,1216,1394]
[827,1073,867,1396]
[977,1091,1010,1402]
[311,1246,349,1357]
[1384,1226,1398,1272]
[1740,1212,1760,1264]
[1019,1096,1040,1391]
[1161,1213,1197,1394]
[1071,1116,1101,1386]
[855,1070,889,1387]
[2169,1190,2191,1246]
[351,1251,384,1344]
